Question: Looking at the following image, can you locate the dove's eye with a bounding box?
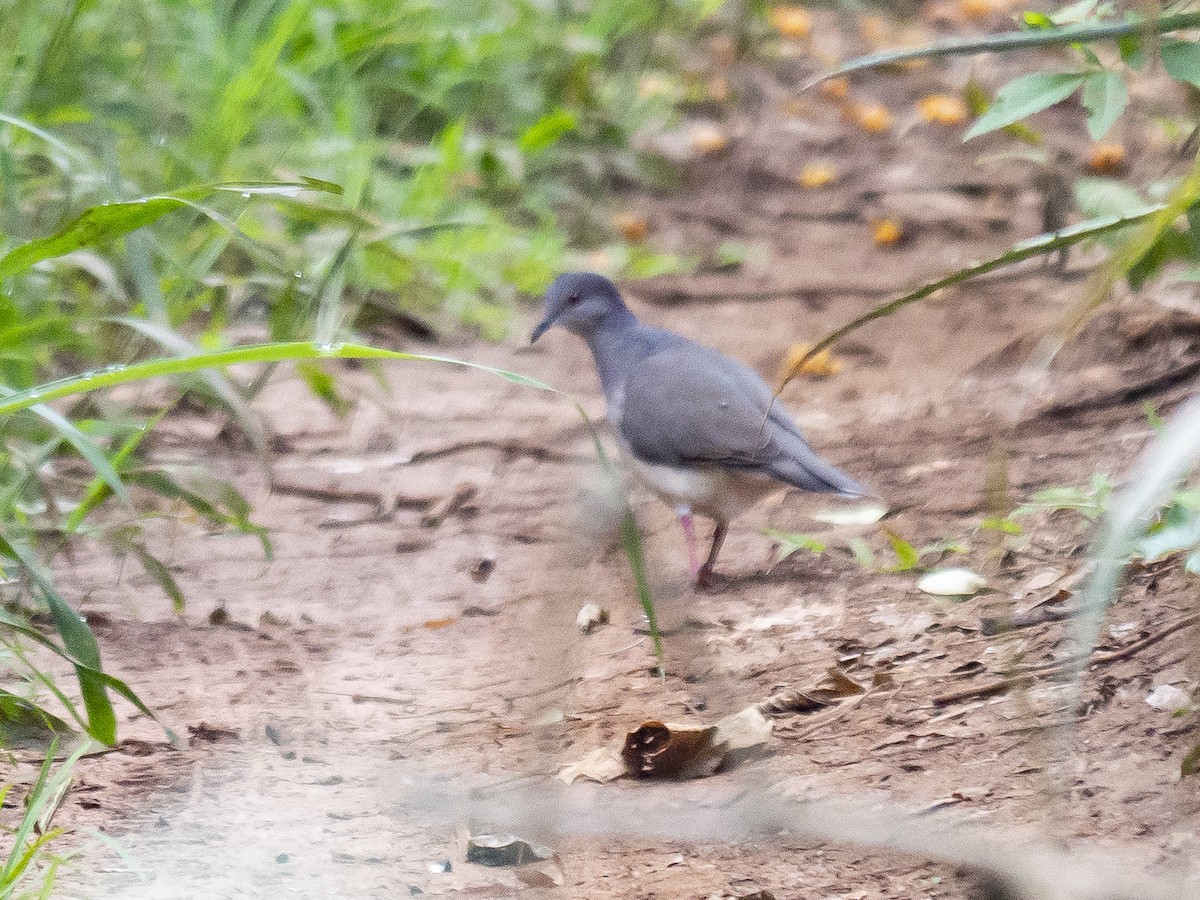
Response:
[567,292,581,306]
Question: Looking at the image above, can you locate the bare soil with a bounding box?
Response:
[18,14,1200,899]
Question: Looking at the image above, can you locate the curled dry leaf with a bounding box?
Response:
[621,706,772,780]
[558,747,628,784]
[917,94,969,126]
[769,6,813,39]
[758,668,867,715]
[796,163,837,189]
[918,567,988,596]
[623,721,722,779]
[465,833,555,867]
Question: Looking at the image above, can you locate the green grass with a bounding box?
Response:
[0,0,727,745]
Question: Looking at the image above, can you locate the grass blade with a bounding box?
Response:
[803,12,1200,89]
[778,206,1164,394]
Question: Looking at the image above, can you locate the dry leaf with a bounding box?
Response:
[1146,684,1192,712]
[770,6,813,39]
[622,721,722,779]
[465,834,555,867]
[810,502,887,526]
[917,94,969,125]
[558,747,628,784]
[423,617,456,630]
[711,706,773,751]
[796,163,837,188]
[516,860,565,887]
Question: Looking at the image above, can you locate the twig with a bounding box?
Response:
[933,614,1200,706]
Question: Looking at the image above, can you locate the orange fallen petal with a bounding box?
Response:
[846,101,891,133]
[797,163,837,188]
[917,94,969,125]
[1087,142,1126,174]
[423,617,456,630]
[872,218,904,247]
[612,212,650,241]
[780,343,843,381]
[770,6,813,39]
[819,77,849,100]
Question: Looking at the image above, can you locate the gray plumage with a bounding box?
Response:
[531,271,870,585]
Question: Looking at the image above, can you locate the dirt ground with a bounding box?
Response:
[17,14,1200,900]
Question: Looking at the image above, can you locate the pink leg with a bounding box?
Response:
[677,506,700,580]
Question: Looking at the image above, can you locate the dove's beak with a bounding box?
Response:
[529,314,555,343]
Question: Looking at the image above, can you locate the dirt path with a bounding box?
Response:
[34,21,1200,899]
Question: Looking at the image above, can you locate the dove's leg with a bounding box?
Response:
[697,521,728,589]
[676,506,700,580]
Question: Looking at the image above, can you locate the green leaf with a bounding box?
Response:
[1118,34,1145,69]
[0,180,341,279]
[1022,11,1054,29]
[127,542,186,613]
[296,360,351,417]
[847,537,875,569]
[883,527,921,571]
[1081,71,1128,140]
[762,528,826,562]
[980,516,1023,534]
[1163,40,1200,89]
[1074,177,1151,219]
[0,531,116,744]
[0,198,184,279]
[963,72,1085,141]
[518,109,578,153]
[0,389,131,506]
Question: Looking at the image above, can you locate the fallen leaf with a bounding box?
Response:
[423,617,456,630]
[711,706,773,751]
[622,721,722,779]
[558,747,628,784]
[917,94,969,125]
[918,567,987,596]
[1146,684,1192,712]
[466,834,555,867]
[515,860,565,887]
[770,6,813,38]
